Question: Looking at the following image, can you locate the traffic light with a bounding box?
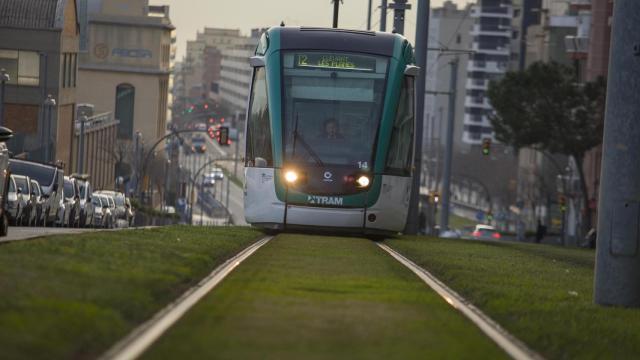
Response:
[559,195,567,212]
[218,126,230,146]
[482,138,491,156]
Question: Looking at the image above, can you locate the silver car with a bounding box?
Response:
[73,176,94,228]
[9,160,64,227]
[7,175,28,225]
[30,180,46,226]
[92,194,115,228]
[61,177,81,227]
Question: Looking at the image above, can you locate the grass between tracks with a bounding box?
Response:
[387,236,640,359]
[0,226,262,360]
[143,234,506,360]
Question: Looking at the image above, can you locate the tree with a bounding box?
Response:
[487,61,607,233]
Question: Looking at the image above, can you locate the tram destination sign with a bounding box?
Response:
[294,53,376,72]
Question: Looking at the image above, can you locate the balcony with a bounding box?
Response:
[565,36,589,60]
[466,78,488,90]
[472,42,511,56]
[467,60,508,73]
[470,24,511,37]
[465,96,492,110]
[464,113,492,127]
[470,5,513,19]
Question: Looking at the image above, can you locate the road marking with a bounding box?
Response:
[101,236,273,360]
[377,243,543,360]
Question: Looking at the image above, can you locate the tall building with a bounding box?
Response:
[463,0,514,145]
[0,0,79,171]
[219,30,264,121]
[423,1,519,226]
[78,0,174,143]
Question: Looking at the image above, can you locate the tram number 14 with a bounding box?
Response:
[358,161,369,169]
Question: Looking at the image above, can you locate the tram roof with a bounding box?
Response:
[276,27,402,57]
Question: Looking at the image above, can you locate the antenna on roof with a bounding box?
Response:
[280,21,285,27]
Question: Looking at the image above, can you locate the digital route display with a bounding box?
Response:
[294,53,376,72]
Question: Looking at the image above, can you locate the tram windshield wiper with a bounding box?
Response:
[291,112,325,167]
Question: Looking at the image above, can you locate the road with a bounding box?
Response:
[1,227,92,243]
[180,134,247,225]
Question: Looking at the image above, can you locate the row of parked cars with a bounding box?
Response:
[5,159,134,229]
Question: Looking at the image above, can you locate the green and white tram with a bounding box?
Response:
[244,26,418,235]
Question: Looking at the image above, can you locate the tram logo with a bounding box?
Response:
[323,171,333,182]
[307,195,343,206]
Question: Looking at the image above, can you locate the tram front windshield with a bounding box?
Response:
[283,51,388,170]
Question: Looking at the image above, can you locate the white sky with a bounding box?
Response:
[150,0,472,59]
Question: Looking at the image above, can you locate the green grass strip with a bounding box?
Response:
[0,226,262,360]
[387,236,640,359]
[143,234,506,360]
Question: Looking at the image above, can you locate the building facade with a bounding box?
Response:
[463,0,514,145]
[0,0,79,172]
[78,0,174,143]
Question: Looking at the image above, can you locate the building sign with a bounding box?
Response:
[112,48,153,59]
[295,53,376,72]
[94,43,109,59]
[93,44,153,60]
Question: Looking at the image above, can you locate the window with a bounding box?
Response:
[0,49,40,86]
[282,51,388,169]
[115,84,135,139]
[245,67,273,167]
[385,76,415,176]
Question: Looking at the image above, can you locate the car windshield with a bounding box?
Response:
[14,177,28,193]
[108,197,115,207]
[282,51,388,169]
[78,181,86,198]
[31,182,40,196]
[9,161,56,187]
[92,196,101,206]
[64,180,74,198]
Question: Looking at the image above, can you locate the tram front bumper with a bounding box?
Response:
[286,205,365,229]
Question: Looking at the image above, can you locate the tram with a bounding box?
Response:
[244,26,418,235]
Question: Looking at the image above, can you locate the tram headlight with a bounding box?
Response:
[356,175,371,188]
[284,170,299,184]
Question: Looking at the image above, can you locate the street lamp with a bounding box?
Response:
[0,68,10,127]
[77,115,88,174]
[43,94,57,163]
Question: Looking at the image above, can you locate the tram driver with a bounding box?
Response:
[320,118,344,140]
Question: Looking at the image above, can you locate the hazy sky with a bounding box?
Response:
[150,0,472,59]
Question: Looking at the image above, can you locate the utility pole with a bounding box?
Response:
[234,122,240,178]
[404,0,429,234]
[43,95,56,164]
[594,0,640,308]
[0,68,9,127]
[367,0,373,30]
[135,132,143,203]
[77,115,87,174]
[389,0,411,35]
[332,0,341,28]
[439,58,458,233]
[380,0,388,32]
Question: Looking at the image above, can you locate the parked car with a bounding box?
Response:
[0,128,12,236]
[7,175,28,225]
[72,174,94,228]
[105,195,118,227]
[470,224,501,240]
[29,180,45,227]
[9,160,64,227]
[61,176,81,227]
[92,194,114,228]
[96,191,128,224]
[125,197,134,226]
[12,175,36,226]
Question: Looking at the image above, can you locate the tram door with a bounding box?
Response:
[244,67,282,224]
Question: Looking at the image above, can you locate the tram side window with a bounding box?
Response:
[385,76,415,176]
[246,67,273,167]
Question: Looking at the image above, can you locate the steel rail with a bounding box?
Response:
[100,236,273,360]
[377,243,544,360]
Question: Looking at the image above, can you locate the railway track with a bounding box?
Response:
[102,234,541,359]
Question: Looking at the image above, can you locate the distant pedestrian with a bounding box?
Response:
[535,219,547,243]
